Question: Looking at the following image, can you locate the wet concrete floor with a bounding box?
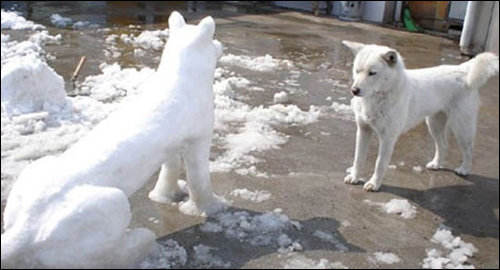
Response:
[2,2,499,268]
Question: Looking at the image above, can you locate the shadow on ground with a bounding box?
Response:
[382,172,499,239]
[157,206,364,269]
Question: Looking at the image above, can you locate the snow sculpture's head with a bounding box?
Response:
[159,11,222,73]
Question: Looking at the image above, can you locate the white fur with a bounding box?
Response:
[1,11,225,268]
[342,40,499,191]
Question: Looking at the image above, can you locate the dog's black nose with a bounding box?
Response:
[351,87,360,96]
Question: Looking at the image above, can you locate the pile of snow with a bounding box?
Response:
[373,252,401,265]
[192,244,231,268]
[274,91,289,103]
[1,14,153,201]
[78,63,156,102]
[312,230,349,251]
[422,228,478,269]
[1,31,60,66]
[219,53,293,72]
[363,199,417,219]
[139,240,187,269]
[121,29,170,50]
[282,254,348,269]
[229,188,271,203]
[1,55,66,117]
[50,14,73,28]
[199,209,302,252]
[1,10,45,30]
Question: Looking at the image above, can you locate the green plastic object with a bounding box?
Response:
[403,7,420,32]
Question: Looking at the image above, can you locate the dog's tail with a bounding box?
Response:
[465,52,499,89]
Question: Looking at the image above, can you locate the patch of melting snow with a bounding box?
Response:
[219,53,293,72]
[192,244,231,269]
[422,228,478,269]
[199,209,302,253]
[229,188,271,203]
[373,252,401,265]
[312,230,349,252]
[363,199,417,219]
[139,239,187,269]
[282,253,348,269]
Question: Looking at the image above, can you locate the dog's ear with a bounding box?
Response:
[342,40,365,55]
[169,11,186,32]
[382,50,398,66]
[197,16,216,40]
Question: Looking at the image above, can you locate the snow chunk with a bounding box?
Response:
[413,166,423,173]
[1,55,66,117]
[364,199,417,219]
[273,91,289,103]
[422,228,478,269]
[229,188,271,202]
[374,252,401,264]
[382,199,417,219]
[331,101,354,121]
[29,30,62,46]
[50,14,73,28]
[219,53,293,72]
[1,10,45,30]
[313,230,348,251]
[192,245,231,268]
[201,210,301,251]
[283,254,348,269]
[140,239,187,269]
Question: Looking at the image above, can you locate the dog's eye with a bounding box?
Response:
[368,71,377,76]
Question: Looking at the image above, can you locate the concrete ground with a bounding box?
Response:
[2,2,498,268]
[129,6,499,269]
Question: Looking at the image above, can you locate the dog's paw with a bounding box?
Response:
[148,189,187,204]
[425,160,442,170]
[363,180,381,192]
[344,174,360,185]
[454,166,469,176]
[179,195,228,217]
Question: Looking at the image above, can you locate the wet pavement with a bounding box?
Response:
[2,2,499,268]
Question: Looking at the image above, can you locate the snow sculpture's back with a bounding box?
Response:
[1,11,222,268]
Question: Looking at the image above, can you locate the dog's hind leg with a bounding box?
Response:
[345,122,373,185]
[179,138,226,216]
[149,154,186,203]
[448,92,479,176]
[425,111,448,170]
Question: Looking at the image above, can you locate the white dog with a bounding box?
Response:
[342,40,498,192]
[1,11,224,268]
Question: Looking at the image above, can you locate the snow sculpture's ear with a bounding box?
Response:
[197,16,215,40]
[169,11,185,32]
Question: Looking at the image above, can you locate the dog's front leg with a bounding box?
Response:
[178,138,226,216]
[149,154,186,203]
[345,122,373,185]
[363,135,397,191]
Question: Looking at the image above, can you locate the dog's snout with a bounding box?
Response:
[351,87,360,96]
